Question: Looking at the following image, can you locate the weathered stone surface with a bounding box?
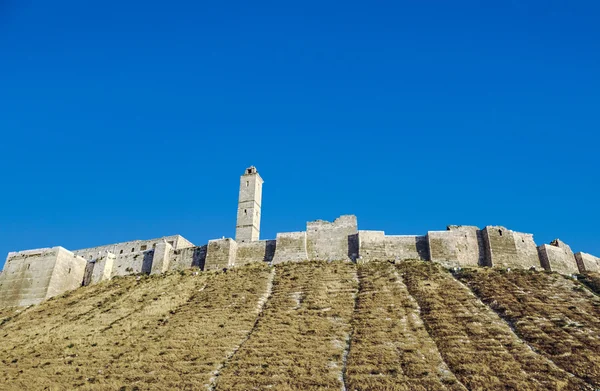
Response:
[428,226,483,267]
[482,226,539,269]
[306,215,358,261]
[236,240,275,266]
[235,166,263,243]
[388,235,429,260]
[538,239,578,274]
[72,235,194,262]
[168,245,207,271]
[272,232,308,264]
[205,239,237,271]
[90,253,115,284]
[111,250,154,277]
[150,241,173,275]
[358,231,428,262]
[575,252,600,273]
[0,247,86,307]
[358,231,386,261]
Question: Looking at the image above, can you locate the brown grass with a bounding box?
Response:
[0,264,273,390]
[214,260,358,391]
[578,271,600,295]
[345,261,466,391]
[2,260,600,390]
[456,267,600,388]
[397,260,589,391]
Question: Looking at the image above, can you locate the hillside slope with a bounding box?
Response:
[1,261,599,391]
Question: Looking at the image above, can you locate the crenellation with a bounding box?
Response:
[2,165,598,309]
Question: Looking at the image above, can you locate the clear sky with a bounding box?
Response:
[1,1,599,269]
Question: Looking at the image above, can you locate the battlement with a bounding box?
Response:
[1,166,598,308]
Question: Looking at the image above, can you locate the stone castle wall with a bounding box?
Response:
[2,215,599,308]
[0,247,86,307]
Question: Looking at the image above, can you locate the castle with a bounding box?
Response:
[1,166,599,308]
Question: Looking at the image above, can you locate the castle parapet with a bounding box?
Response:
[538,239,579,274]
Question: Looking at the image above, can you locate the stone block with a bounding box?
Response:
[538,239,578,274]
[0,247,86,308]
[482,226,539,269]
[428,226,483,267]
[205,238,237,271]
[306,215,358,261]
[236,240,275,266]
[386,235,429,261]
[358,231,386,261]
[90,253,115,284]
[575,252,600,273]
[150,241,173,275]
[168,245,207,271]
[272,232,308,264]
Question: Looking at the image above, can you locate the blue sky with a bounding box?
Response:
[0,1,598,268]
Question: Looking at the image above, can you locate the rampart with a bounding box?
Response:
[3,165,597,308]
[0,247,86,307]
[575,252,600,273]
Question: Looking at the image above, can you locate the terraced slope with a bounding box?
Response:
[0,265,273,390]
[397,261,589,391]
[215,261,357,390]
[346,261,466,391]
[578,271,600,295]
[1,260,599,391]
[456,268,600,387]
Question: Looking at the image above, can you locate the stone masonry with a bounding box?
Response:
[1,165,599,308]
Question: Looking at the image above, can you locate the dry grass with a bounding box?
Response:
[215,260,358,391]
[0,264,273,390]
[456,267,600,388]
[345,261,466,391]
[578,271,600,295]
[397,260,589,391]
[2,260,600,390]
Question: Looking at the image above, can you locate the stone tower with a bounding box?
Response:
[235,166,263,243]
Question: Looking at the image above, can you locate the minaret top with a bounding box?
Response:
[244,166,258,175]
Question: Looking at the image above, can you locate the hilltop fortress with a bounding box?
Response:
[1,166,599,308]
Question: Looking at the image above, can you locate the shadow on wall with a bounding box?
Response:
[265,240,276,263]
[191,245,208,270]
[348,234,359,261]
[416,237,430,260]
[142,252,154,274]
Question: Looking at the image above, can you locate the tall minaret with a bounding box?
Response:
[235,166,263,243]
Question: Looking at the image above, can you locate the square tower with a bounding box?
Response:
[236,166,263,243]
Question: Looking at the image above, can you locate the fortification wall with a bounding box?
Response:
[358,231,428,262]
[482,226,539,269]
[0,247,86,307]
[89,253,115,285]
[575,252,600,273]
[72,235,193,261]
[538,240,578,274]
[358,231,386,261]
[150,242,173,275]
[272,232,308,264]
[306,215,358,261]
[386,235,429,260]
[46,248,87,298]
[111,250,154,277]
[205,239,237,271]
[428,226,482,267]
[168,245,207,271]
[236,240,275,266]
